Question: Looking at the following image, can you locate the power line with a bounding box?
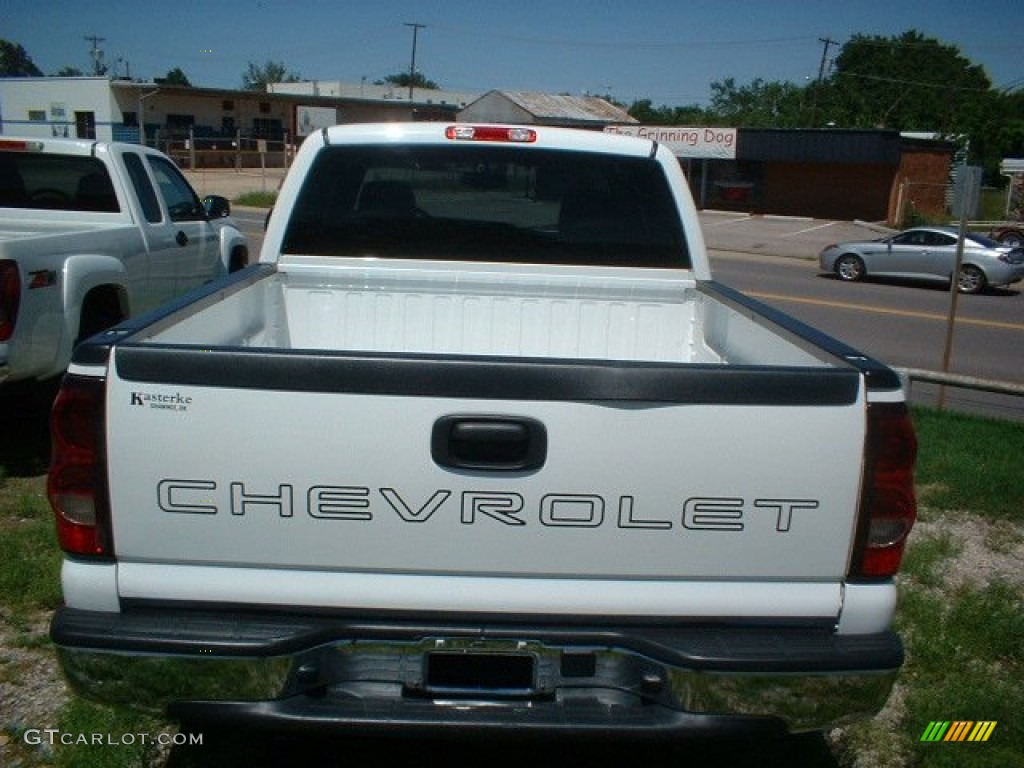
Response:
[427,24,813,51]
[837,70,993,94]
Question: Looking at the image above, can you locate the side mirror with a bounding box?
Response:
[203,195,231,218]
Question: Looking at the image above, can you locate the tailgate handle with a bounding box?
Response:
[432,416,546,472]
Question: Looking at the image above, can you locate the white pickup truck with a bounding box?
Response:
[0,137,248,384]
[48,123,917,739]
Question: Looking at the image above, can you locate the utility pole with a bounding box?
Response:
[84,35,106,76]
[816,37,837,83]
[809,36,838,127]
[404,23,426,103]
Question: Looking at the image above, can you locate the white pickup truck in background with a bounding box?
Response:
[0,137,248,385]
[48,123,918,740]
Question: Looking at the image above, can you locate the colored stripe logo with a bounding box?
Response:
[921,721,997,742]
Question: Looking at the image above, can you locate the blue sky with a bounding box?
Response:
[7,0,1023,105]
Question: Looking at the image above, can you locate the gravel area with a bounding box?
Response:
[911,513,1024,590]
[0,611,70,767]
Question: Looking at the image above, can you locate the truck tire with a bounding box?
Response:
[77,289,124,345]
[229,246,250,273]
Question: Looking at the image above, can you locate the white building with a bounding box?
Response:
[0,77,127,140]
[269,80,478,112]
[0,76,303,145]
[0,77,635,168]
[0,76,466,148]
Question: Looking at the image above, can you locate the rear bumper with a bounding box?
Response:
[982,259,1024,287]
[52,606,902,736]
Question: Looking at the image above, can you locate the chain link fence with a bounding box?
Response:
[145,128,296,170]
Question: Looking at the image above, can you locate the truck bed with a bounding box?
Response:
[98,258,870,618]
[135,256,831,367]
[0,217,124,243]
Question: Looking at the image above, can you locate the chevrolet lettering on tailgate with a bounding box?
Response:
[156,479,820,532]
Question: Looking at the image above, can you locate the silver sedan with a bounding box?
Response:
[819,226,1024,294]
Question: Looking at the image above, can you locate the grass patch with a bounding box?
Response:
[0,521,63,615]
[911,406,1024,521]
[894,581,1023,767]
[0,476,62,619]
[53,699,171,768]
[983,522,1023,555]
[233,190,276,208]
[0,473,49,523]
[900,528,961,588]
[837,579,1023,768]
[838,406,1024,765]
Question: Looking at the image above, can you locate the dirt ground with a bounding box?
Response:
[183,167,287,200]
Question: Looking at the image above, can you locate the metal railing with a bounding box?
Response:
[896,367,1024,420]
[897,368,1024,398]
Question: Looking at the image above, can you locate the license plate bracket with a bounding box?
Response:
[424,651,536,696]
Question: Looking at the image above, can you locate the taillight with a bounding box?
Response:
[445,125,537,143]
[0,260,20,342]
[0,140,44,152]
[850,402,918,578]
[48,375,113,557]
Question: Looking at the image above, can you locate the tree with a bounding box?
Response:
[54,66,84,77]
[241,60,300,91]
[628,99,670,124]
[621,29,1017,185]
[708,77,806,128]
[993,88,1024,159]
[825,30,991,132]
[968,86,1024,182]
[156,67,191,87]
[0,39,43,76]
[378,72,439,90]
[628,99,709,126]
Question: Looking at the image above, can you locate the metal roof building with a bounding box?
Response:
[458,90,637,129]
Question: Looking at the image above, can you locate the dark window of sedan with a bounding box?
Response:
[922,232,955,247]
[893,231,928,246]
[895,230,957,248]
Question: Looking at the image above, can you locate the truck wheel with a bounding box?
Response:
[229,246,249,273]
[77,291,123,344]
[835,254,865,282]
[957,265,986,294]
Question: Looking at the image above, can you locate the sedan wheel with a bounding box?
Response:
[835,254,866,282]
[957,264,987,294]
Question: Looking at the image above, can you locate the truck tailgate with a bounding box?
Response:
[105,363,864,604]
